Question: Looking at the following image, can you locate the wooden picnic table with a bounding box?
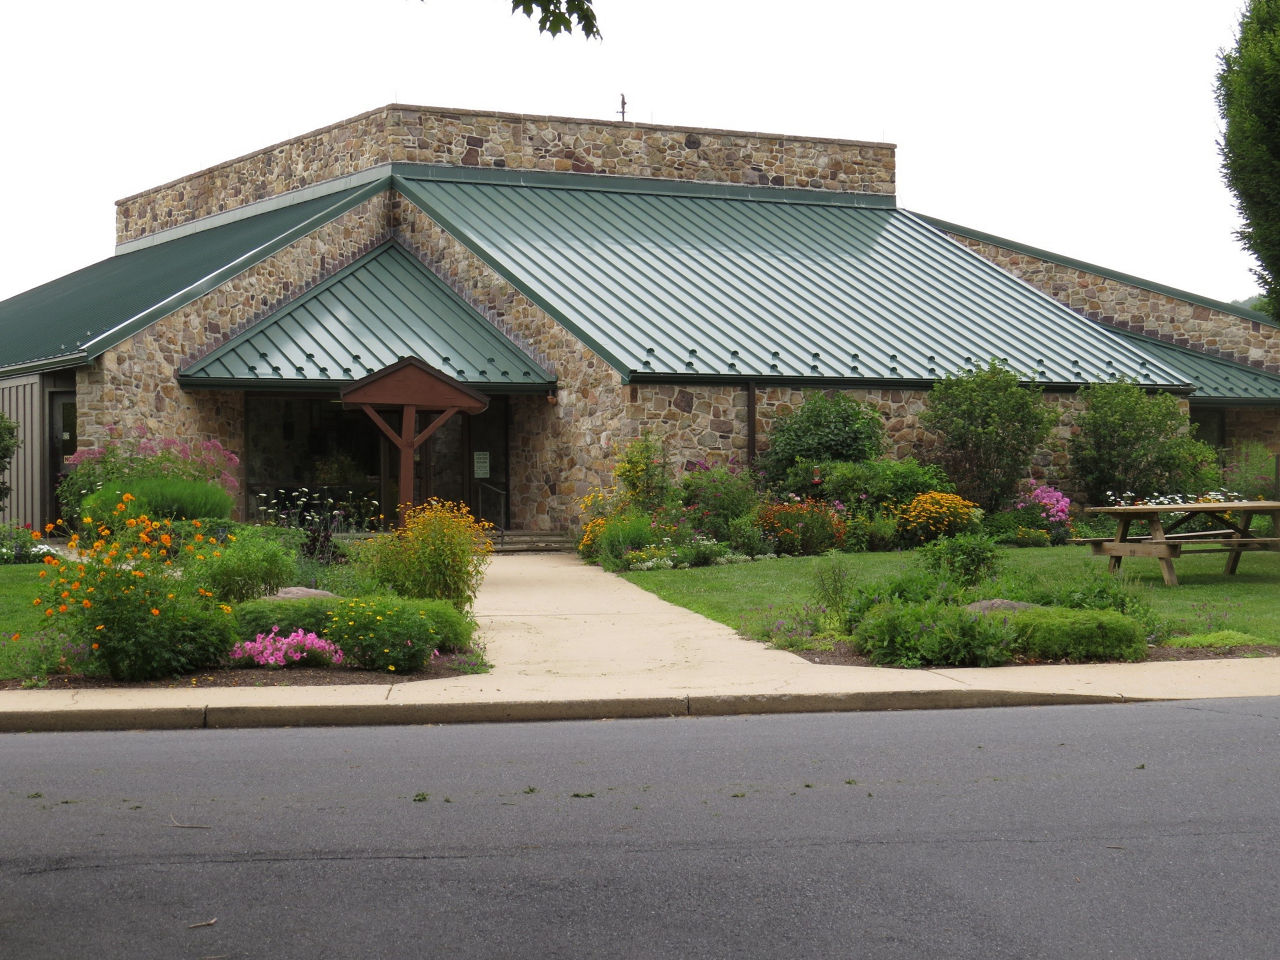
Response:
[1074,501,1280,586]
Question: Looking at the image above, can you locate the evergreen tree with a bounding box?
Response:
[1217,0,1280,322]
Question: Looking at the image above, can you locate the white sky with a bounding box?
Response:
[0,0,1259,305]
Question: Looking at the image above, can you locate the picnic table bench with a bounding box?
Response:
[1071,500,1280,586]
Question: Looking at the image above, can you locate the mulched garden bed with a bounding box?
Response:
[0,651,483,691]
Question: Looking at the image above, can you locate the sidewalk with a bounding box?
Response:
[2,552,1278,732]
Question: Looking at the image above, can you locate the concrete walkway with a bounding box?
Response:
[2,552,1278,732]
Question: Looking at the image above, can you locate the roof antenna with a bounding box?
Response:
[617,93,627,123]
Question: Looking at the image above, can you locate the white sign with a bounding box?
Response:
[473,451,490,479]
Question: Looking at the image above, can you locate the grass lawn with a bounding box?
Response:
[0,564,62,680]
[623,546,1280,643]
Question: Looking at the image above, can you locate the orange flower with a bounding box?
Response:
[91,642,99,649]
[150,608,160,616]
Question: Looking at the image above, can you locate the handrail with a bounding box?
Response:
[476,482,508,538]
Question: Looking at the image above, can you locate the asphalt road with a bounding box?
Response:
[3,698,1279,959]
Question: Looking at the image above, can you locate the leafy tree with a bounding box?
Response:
[1217,0,1280,322]
[510,0,599,37]
[0,412,17,512]
[920,360,1055,513]
[1067,379,1221,505]
[758,392,885,484]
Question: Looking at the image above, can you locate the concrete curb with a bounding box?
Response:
[0,689,1150,733]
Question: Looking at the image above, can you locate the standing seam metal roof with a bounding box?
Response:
[0,183,381,374]
[393,172,1190,388]
[178,241,554,391]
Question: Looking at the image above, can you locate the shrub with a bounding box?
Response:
[852,598,1017,668]
[845,569,946,627]
[679,465,759,541]
[614,433,672,512]
[231,628,344,668]
[916,533,1001,588]
[758,392,885,484]
[1222,440,1278,500]
[810,556,856,628]
[57,426,239,523]
[362,499,493,612]
[727,514,774,557]
[920,360,1056,512]
[1068,379,1221,505]
[111,477,233,520]
[194,528,298,603]
[326,597,474,672]
[235,596,338,643]
[34,503,238,680]
[1007,607,1147,662]
[0,411,17,512]
[896,491,980,545]
[593,511,661,570]
[0,524,57,564]
[788,457,954,516]
[756,497,847,555]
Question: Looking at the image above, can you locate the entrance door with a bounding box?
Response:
[49,391,76,516]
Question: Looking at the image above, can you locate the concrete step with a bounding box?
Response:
[493,529,576,553]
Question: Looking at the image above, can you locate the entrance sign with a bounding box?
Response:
[474,451,490,479]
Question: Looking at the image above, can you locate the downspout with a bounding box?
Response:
[746,380,757,466]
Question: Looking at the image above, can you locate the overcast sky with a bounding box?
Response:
[0,0,1258,305]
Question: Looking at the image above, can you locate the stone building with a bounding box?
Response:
[1,104,1277,531]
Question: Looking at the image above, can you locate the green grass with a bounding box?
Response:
[0,564,66,681]
[622,546,1280,644]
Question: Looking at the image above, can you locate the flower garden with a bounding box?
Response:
[1,427,492,685]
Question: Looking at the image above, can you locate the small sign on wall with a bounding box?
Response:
[473,451,490,479]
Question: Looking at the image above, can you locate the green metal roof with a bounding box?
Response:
[1114,331,1280,405]
[917,213,1275,328]
[179,241,554,392]
[0,180,384,375]
[394,170,1191,388]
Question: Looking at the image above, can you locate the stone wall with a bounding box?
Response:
[946,232,1280,374]
[392,196,627,530]
[116,105,895,243]
[76,195,393,515]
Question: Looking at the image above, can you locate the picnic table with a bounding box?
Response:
[1073,500,1280,586]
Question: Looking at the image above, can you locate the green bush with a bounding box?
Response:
[728,514,775,557]
[362,499,493,611]
[120,477,233,520]
[0,411,17,512]
[1007,607,1147,662]
[679,466,759,541]
[614,433,672,512]
[845,569,948,627]
[1068,379,1221,505]
[235,596,338,643]
[56,428,239,524]
[1222,440,1278,500]
[86,590,237,681]
[758,392,885,484]
[853,598,1017,668]
[920,360,1056,512]
[0,524,56,564]
[325,596,474,672]
[787,457,954,516]
[755,498,847,555]
[916,533,1001,588]
[195,528,298,603]
[594,511,660,570]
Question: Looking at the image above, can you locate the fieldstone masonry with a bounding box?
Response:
[116,105,896,244]
[63,105,1275,531]
[946,233,1280,374]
